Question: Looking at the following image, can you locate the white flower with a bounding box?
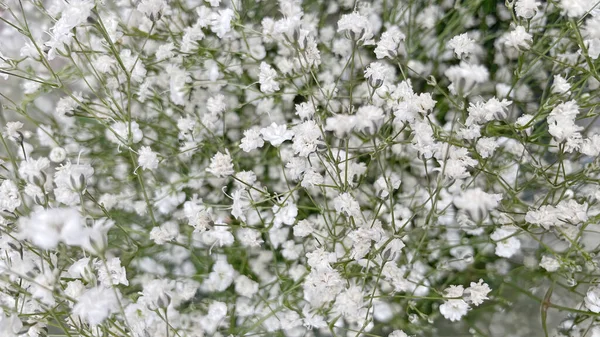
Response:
[504,26,533,50]
[240,128,264,152]
[96,257,129,286]
[337,11,373,42]
[476,137,499,158]
[106,121,144,145]
[0,313,22,337]
[49,147,67,163]
[207,94,226,114]
[375,26,406,59]
[303,268,344,306]
[156,42,175,61]
[210,9,235,38]
[540,255,560,272]
[73,286,120,326]
[490,226,521,258]
[204,259,235,292]
[444,62,489,97]
[447,33,476,59]
[559,0,598,18]
[4,121,23,140]
[466,97,512,126]
[65,280,86,304]
[548,101,582,148]
[259,62,280,94]
[150,221,179,244]
[586,286,600,313]
[515,0,541,18]
[389,331,409,337]
[19,207,85,249]
[355,105,385,134]
[138,146,159,171]
[206,150,234,177]
[237,227,263,247]
[141,279,172,309]
[137,0,167,21]
[364,62,389,87]
[581,134,600,156]
[440,286,469,321]
[325,114,356,137]
[260,123,294,147]
[453,188,502,222]
[552,75,571,94]
[440,299,470,321]
[465,279,491,306]
[234,275,259,298]
[94,55,116,73]
[333,192,361,218]
[302,305,327,329]
[0,180,21,212]
[374,173,401,199]
[202,224,235,248]
[301,168,324,188]
[292,120,323,157]
[273,202,298,226]
[586,38,600,59]
[54,161,95,205]
[525,200,587,229]
[295,102,316,120]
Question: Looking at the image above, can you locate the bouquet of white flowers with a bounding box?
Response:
[1,0,600,336]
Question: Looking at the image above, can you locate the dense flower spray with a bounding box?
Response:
[1,0,600,336]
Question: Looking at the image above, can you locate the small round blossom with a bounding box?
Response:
[260,123,294,147]
[559,0,598,18]
[106,121,144,145]
[444,62,489,97]
[49,147,67,163]
[551,75,571,95]
[0,314,22,337]
[149,221,179,244]
[333,192,361,218]
[375,26,406,59]
[337,11,374,42]
[96,257,129,286]
[206,150,234,177]
[73,286,120,326]
[0,180,21,213]
[389,331,409,337]
[4,121,23,140]
[234,275,259,298]
[364,62,389,87]
[204,259,235,292]
[94,55,116,73]
[540,255,561,272]
[476,137,499,158]
[504,26,533,51]
[259,62,280,94]
[138,146,159,171]
[465,279,491,306]
[586,285,600,313]
[210,9,235,39]
[447,33,477,59]
[18,207,85,249]
[490,226,521,258]
[295,102,316,120]
[238,128,263,153]
[515,0,542,18]
[137,0,167,21]
[440,285,470,322]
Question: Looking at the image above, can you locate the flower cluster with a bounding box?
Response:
[2,0,600,336]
